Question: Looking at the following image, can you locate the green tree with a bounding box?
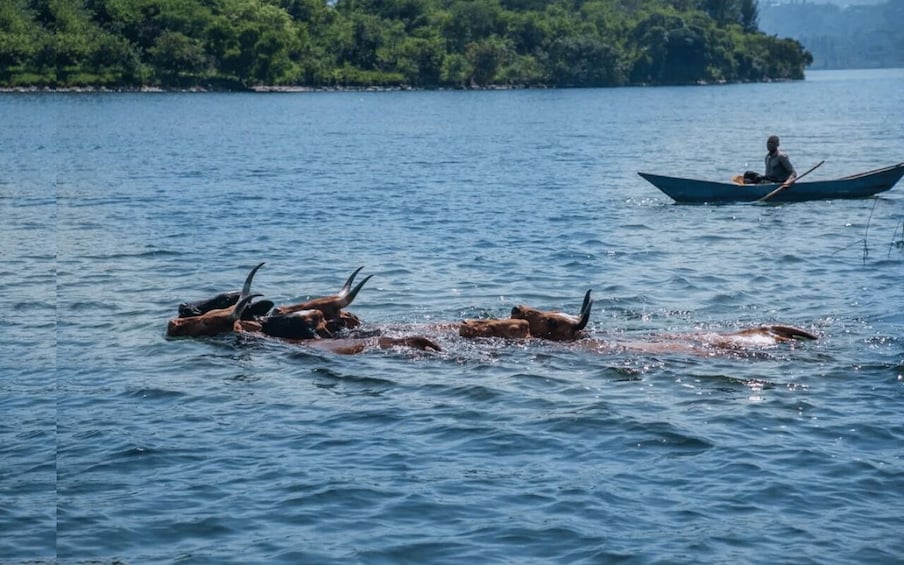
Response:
[0,0,812,89]
[207,0,300,86]
[466,36,512,86]
[441,0,504,52]
[389,34,445,86]
[0,0,51,84]
[740,0,758,33]
[440,51,471,87]
[547,33,627,87]
[149,30,207,85]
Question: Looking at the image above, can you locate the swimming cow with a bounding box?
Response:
[170,265,370,340]
[459,290,593,341]
[167,264,442,353]
[455,289,817,354]
[574,323,818,357]
[166,262,266,338]
[274,266,372,318]
[167,265,817,357]
[263,267,373,339]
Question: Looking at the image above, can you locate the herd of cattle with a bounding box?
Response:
[166,263,818,356]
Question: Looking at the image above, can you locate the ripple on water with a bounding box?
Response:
[4,79,904,563]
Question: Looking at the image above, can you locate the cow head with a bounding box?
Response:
[178,291,240,318]
[259,310,363,340]
[260,309,331,340]
[177,269,273,321]
[510,290,593,341]
[166,262,265,337]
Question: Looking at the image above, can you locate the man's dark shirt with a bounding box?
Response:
[765,151,796,182]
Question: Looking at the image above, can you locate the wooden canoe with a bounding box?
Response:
[638,162,904,203]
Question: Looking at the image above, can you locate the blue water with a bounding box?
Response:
[2,68,903,563]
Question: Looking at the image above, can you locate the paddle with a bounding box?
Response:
[758,160,825,202]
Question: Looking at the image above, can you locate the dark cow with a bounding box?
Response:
[167,263,265,338]
[178,292,240,318]
[177,265,274,321]
[178,294,274,320]
[259,309,329,339]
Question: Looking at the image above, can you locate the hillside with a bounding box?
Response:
[0,0,813,90]
[759,0,904,69]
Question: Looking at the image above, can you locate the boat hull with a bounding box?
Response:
[638,162,904,203]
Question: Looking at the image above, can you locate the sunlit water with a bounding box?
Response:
[2,69,903,563]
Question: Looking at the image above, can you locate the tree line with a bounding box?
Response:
[0,0,812,90]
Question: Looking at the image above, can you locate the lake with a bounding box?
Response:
[1,68,903,563]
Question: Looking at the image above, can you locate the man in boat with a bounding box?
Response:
[743,135,797,184]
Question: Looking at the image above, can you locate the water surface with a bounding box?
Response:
[2,69,903,563]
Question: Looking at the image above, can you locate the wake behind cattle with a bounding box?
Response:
[166,263,817,356]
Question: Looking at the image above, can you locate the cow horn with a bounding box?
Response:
[337,267,373,308]
[575,289,593,331]
[338,266,364,296]
[231,293,263,321]
[240,262,265,301]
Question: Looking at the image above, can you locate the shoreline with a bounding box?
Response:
[0,78,806,94]
[0,85,520,94]
[0,79,748,94]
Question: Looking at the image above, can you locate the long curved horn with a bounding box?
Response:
[240,262,265,301]
[575,289,593,331]
[338,266,364,298]
[337,270,373,308]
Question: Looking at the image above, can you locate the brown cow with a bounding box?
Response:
[460,290,593,341]
[274,266,372,320]
[260,267,375,339]
[166,262,265,338]
[575,324,818,357]
[456,290,818,349]
[459,318,530,339]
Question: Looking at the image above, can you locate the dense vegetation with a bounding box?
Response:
[0,0,812,90]
[759,0,903,70]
